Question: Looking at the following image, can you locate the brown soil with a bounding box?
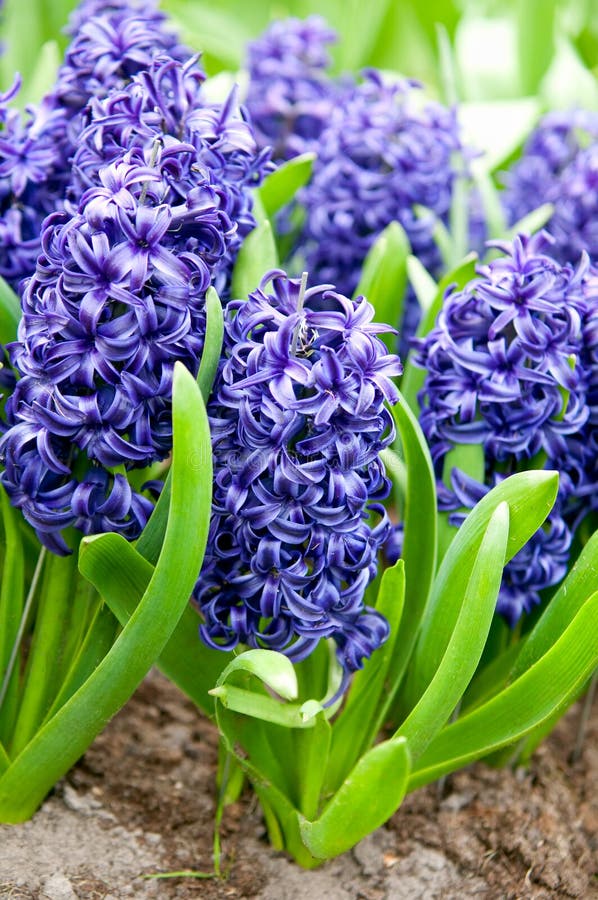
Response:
[0,671,596,899]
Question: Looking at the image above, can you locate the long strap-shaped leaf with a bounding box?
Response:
[299,736,411,860]
[395,503,509,759]
[402,470,558,713]
[0,364,211,823]
[388,394,437,691]
[78,535,233,715]
[408,590,598,790]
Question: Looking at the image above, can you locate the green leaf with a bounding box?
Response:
[461,642,522,713]
[20,39,60,106]
[0,741,9,775]
[0,493,25,743]
[0,364,211,822]
[0,276,21,345]
[400,254,477,415]
[9,552,79,757]
[438,442,486,559]
[259,154,316,219]
[299,736,411,859]
[42,603,120,722]
[78,534,230,716]
[294,714,331,820]
[231,201,278,300]
[326,561,405,792]
[403,471,558,713]
[510,530,598,681]
[353,222,410,347]
[405,256,437,314]
[196,286,224,404]
[209,685,316,729]
[386,397,437,695]
[409,590,598,789]
[516,0,556,95]
[395,503,509,759]
[215,649,298,700]
[134,478,171,567]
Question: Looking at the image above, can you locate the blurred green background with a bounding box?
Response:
[1,0,597,164]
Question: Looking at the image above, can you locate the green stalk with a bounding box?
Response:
[10,551,78,757]
[0,548,46,734]
[0,742,8,775]
[0,495,27,743]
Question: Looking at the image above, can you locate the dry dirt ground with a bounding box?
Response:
[0,671,596,899]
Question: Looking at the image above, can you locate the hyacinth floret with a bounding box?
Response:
[195,270,402,684]
[299,70,466,299]
[0,148,233,553]
[245,15,338,160]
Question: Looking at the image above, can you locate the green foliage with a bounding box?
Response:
[0,365,213,822]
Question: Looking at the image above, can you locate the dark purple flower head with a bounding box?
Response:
[195,270,402,684]
[413,232,596,624]
[415,232,589,468]
[245,15,338,160]
[298,70,467,298]
[0,148,232,552]
[71,54,271,295]
[0,0,190,290]
[502,110,598,263]
[56,0,186,112]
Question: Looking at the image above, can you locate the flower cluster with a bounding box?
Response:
[0,149,233,554]
[1,1,272,554]
[297,70,467,332]
[413,232,597,622]
[245,15,338,161]
[502,111,598,264]
[0,0,187,291]
[195,270,402,682]
[71,54,271,295]
[0,80,71,288]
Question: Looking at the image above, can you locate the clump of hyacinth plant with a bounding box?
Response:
[0,3,597,871]
[0,0,265,822]
[77,242,597,869]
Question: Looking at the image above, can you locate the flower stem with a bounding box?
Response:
[0,547,46,715]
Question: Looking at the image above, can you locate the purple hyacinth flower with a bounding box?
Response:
[245,15,339,161]
[415,232,589,467]
[502,110,598,264]
[298,70,468,297]
[0,0,191,290]
[195,270,402,687]
[413,231,595,624]
[0,146,233,551]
